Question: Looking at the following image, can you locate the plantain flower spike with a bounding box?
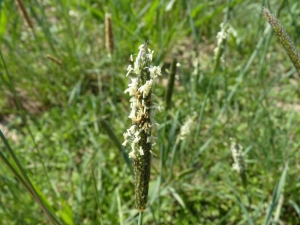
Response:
[230,138,246,175]
[123,44,161,211]
[262,7,300,75]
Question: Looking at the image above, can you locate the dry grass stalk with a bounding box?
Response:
[14,0,34,31]
[105,13,114,56]
[46,54,63,66]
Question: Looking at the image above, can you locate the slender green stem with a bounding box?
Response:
[165,58,177,111]
[110,56,117,103]
[0,130,61,225]
[138,211,143,225]
[100,118,133,174]
[0,150,33,197]
[0,50,54,193]
[91,166,102,221]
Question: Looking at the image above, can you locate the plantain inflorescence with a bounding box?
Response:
[123,44,161,211]
[262,7,300,75]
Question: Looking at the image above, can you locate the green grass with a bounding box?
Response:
[0,0,300,224]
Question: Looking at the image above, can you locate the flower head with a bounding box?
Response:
[230,138,246,174]
[176,113,197,143]
[123,44,161,211]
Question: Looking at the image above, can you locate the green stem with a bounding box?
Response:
[138,211,143,225]
[165,58,177,111]
[100,119,133,174]
[0,50,54,195]
[0,130,61,225]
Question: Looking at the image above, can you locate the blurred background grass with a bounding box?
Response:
[0,0,300,224]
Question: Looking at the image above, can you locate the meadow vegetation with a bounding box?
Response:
[0,0,300,224]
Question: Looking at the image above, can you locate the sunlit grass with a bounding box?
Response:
[0,0,300,224]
